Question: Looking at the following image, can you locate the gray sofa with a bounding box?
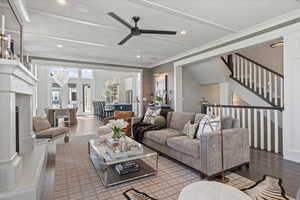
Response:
[132,111,250,178]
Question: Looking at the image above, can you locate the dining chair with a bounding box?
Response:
[99,101,106,119]
[54,109,70,127]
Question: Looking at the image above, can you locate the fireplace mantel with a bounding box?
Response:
[0,59,37,95]
[0,59,47,200]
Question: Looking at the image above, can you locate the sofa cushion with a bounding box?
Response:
[144,128,184,145]
[232,119,240,128]
[168,112,195,131]
[223,116,233,129]
[167,136,200,158]
[35,127,69,139]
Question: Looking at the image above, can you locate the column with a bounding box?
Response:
[0,92,22,192]
[283,32,300,163]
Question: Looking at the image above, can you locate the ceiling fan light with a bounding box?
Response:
[136,54,141,58]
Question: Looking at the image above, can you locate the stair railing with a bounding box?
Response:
[206,104,283,154]
[231,53,284,107]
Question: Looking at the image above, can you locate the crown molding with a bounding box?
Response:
[150,8,300,68]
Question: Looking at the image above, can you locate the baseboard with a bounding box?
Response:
[283,149,300,164]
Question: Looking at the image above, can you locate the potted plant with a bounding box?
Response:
[107,119,129,141]
[154,96,163,105]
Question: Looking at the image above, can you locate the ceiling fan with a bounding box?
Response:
[108,12,177,45]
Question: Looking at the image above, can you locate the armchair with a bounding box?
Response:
[33,116,70,143]
[103,111,134,136]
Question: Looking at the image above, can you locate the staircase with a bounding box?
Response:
[222,53,284,108]
[218,53,284,154]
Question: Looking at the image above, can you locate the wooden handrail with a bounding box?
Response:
[206,104,283,111]
[220,56,233,74]
[235,53,283,78]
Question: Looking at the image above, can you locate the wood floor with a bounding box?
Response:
[42,116,300,199]
[237,149,300,197]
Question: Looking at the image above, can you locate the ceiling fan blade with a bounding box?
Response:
[118,33,134,45]
[140,29,176,35]
[107,12,133,29]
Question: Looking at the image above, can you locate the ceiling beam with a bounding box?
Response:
[127,0,237,33]
[0,3,195,48]
[28,9,195,47]
[4,28,172,57]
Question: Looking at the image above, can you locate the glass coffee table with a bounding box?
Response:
[88,137,158,187]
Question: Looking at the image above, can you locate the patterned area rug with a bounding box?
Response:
[53,138,294,200]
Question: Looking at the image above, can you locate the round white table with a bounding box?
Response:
[179,181,252,200]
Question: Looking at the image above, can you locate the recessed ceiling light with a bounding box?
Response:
[136,55,141,58]
[180,30,187,35]
[57,0,67,5]
[270,41,283,48]
[57,44,63,48]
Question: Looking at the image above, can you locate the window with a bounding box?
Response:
[51,90,60,105]
[68,68,79,78]
[81,69,93,79]
[49,67,79,78]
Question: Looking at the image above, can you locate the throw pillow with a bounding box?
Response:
[182,120,199,138]
[182,120,191,135]
[196,115,220,138]
[153,116,166,127]
[194,113,206,124]
[143,107,161,124]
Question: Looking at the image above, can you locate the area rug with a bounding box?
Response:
[53,136,294,200]
[125,175,293,200]
[242,175,290,200]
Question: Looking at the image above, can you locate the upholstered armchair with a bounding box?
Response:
[33,116,70,143]
[103,111,134,136]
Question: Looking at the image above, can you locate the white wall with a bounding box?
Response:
[283,31,300,163]
[36,66,50,116]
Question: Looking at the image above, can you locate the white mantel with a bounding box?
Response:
[0,59,47,200]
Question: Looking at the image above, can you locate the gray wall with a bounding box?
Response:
[142,68,153,105]
[151,62,174,108]
[238,40,283,74]
[151,61,220,112]
[182,67,219,112]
